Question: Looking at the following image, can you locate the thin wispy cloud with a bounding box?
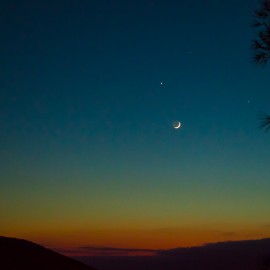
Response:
[55,246,157,257]
[219,232,236,237]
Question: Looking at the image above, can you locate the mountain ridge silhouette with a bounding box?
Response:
[0,236,98,270]
[76,238,270,270]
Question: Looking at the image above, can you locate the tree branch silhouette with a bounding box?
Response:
[252,0,270,132]
[252,2,270,65]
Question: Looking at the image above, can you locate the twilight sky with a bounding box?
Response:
[1,0,270,251]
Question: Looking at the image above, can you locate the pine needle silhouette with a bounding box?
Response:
[252,0,270,65]
[259,112,270,132]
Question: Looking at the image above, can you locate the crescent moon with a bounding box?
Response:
[173,121,181,129]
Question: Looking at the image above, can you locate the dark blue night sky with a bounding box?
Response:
[1,0,270,249]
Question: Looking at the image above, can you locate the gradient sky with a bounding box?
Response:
[1,0,270,251]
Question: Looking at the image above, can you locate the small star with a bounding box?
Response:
[160,82,163,85]
[248,100,251,103]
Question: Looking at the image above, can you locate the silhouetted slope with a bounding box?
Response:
[155,238,270,270]
[0,236,98,270]
[76,238,270,270]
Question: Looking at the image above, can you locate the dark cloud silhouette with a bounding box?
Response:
[79,246,157,256]
[80,246,155,252]
[57,246,157,257]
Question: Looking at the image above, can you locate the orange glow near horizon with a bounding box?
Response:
[4,223,270,255]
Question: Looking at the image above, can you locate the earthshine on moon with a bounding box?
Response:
[173,121,181,129]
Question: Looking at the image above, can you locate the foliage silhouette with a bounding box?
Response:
[258,113,270,132]
[252,0,270,65]
[252,0,270,131]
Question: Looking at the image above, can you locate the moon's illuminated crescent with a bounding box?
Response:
[173,121,181,129]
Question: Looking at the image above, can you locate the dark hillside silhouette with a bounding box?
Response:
[76,238,270,270]
[0,236,98,270]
